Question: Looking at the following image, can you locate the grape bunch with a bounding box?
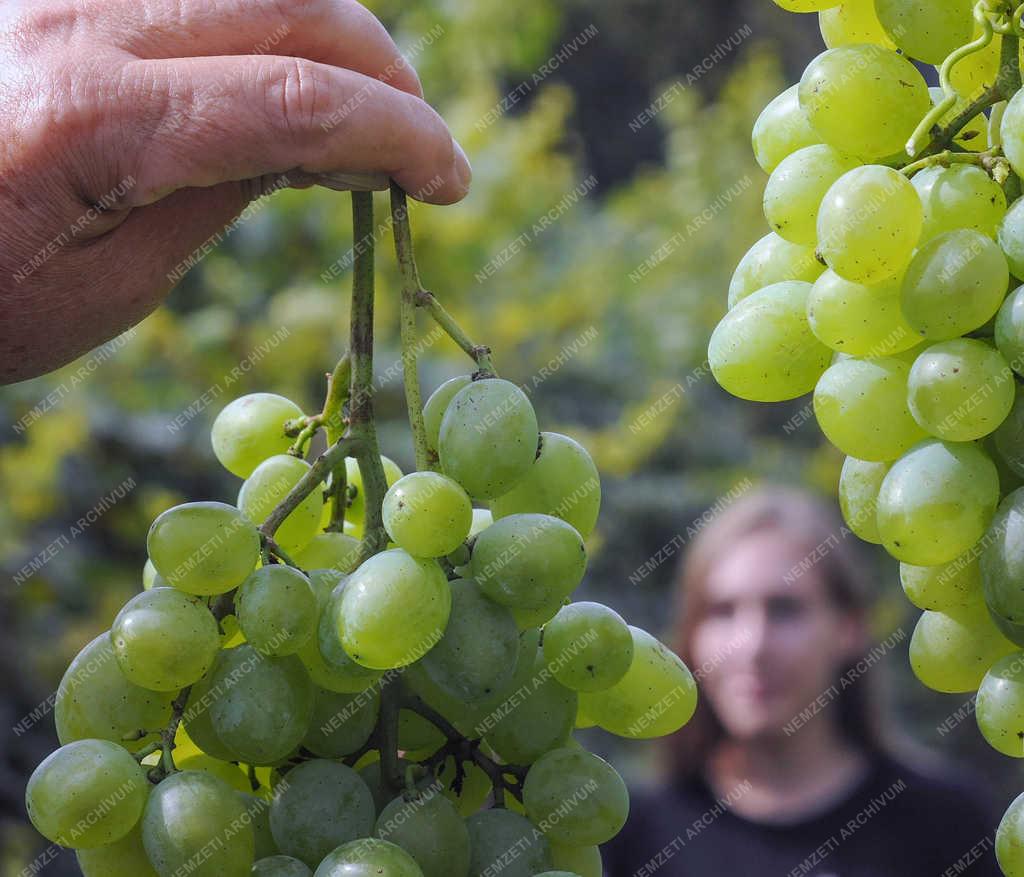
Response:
[25,185,699,877]
[710,0,1024,872]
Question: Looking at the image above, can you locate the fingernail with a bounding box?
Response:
[453,140,472,193]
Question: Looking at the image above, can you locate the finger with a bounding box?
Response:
[109,55,471,207]
[101,0,423,98]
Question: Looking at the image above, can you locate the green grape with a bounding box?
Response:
[436,758,492,817]
[901,229,1010,340]
[76,822,159,877]
[439,378,539,499]
[727,232,823,309]
[317,581,384,687]
[340,549,451,669]
[148,501,260,595]
[26,739,148,849]
[142,557,166,590]
[911,165,1006,244]
[542,602,633,692]
[253,857,313,877]
[346,455,404,526]
[111,588,221,691]
[181,657,239,762]
[239,455,323,554]
[237,566,318,656]
[709,281,832,402]
[947,27,1002,99]
[56,632,174,751]
[750,85,820,174]
[907,339,1015,441]
[816,165,922,284]
[982,488,1024,644]
[239,792,279,859]
[511,594,568,630]
[211,393,305,478]
[270,760,375,868]
[423,375,472,451]
[999,200,1024,279]
[995,389,1024,477]
[398,708,445,751]
[976,652,1024,756]
[293,532,362,574]
[419,578,519,702]
[819,0,895,47]
[909,602,1016,692]
[176,752,250,793]
[998,793,1024,877]
[314,838,424,877]
[812,357,927,461]
[773,0,840,10]
[207,645,314,764]
[838,457,890,544]
[466,809,552,877]
[874,0,973,64]
[489,433,601,538]
[798,46,930,160]
[523,748,629,846]
[469,508,492,537]
[579,627,697,739]
[382,471,473,558]
[469,513,586,610]
[996,286,1024,373]
[142,770,254,876]
[806,270,917,356]
[481,647,577,763]
[375,785,471,877]
[550,842,602,877]
[900,554,983,611]
[762,145,859,246]
[929,88,988,151]
[876,439,999,565]
[1003,88,1024,178]
[302,684,379,758]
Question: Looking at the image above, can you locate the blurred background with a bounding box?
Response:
[0,0,1010,873]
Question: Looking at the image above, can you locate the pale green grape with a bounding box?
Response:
[293,532,362,574]
[489,433,599,538]
[181,656,239,762]
[419,578,519,702]
[142,558,166,590]
[997,793,1024,877]
[819,0,894,47]
[26,739,148,849]
[907,339,1015,441]
[316,580,383,688]
[239,455,323,554]
[382,471,473,558]
[816,165,922,284]
[542,602,633,692]
[798,46,930,159]
[806,270,917,356]
[874,0,973,64]
[56,632,174,751]
[239,792,278,859]
[999,200,1024,279]
[375,785,471,877]
[148,501,259,595]
[211,393,305,478]
[523,748,629,846]
[995,389,1024,477]
[511,594,568,630]
[77,823,159,877]
[142,770,254,876]
[345,455,404,527]
[340,549,451,669]
[762,145,859,245]
[302,684,379,758]
[270,760,374,868]
[901,229,1010,340]
[466,809,552,877]
[176,752,249,792]
[580,627,697,739]
[947,27,1002,99]
[773,0,840,10]
[423,375,472,451]
[727,233,823,309]
[909,602,1016,692]
[1002,88,1024,178]
[911,165,1006,244]
[996,286,1024,373]
[207,645,314,764]
[253,857,313,877]
[550,842,602,877]
[359,758,413,816]
[929,88,988,151]
[314,838,424,877]
[976,651,1024,756]
[813,357,927,461]
[469,508,492,537]
[750,85,820,174]
[111,588,221,691]
[982,488,1024,645]
[900,554,983,611]
[709,281,832,402]
[838,457,890,544]
[469,513,586,610]
[877,439,999,565]
[439,379,539,499]
[237,565,318,656]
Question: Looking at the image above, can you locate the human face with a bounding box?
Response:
[691,531,864,742]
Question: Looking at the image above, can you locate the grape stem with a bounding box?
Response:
[414,290,496,379]
[146,685,192,783]
[900,146,1010,180]
[322,353,352,532]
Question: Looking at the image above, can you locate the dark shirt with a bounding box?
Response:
[602,754,1000,877]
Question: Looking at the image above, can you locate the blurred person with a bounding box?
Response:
[0,0,470,384]
[603,486,999,876]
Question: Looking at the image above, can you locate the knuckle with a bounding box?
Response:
[264,57,335,139]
